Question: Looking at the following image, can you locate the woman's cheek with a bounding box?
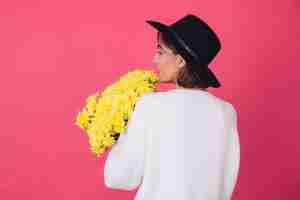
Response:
[153,54,159,64]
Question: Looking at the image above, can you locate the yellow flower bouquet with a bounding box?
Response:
[74,69,159,157]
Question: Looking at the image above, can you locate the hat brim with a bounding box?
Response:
[146,20,182,47]
[146,20,171,33]
[146,20,221,88]
[146,20,195,62]
[206,68,221,88]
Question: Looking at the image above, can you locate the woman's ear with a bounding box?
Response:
[175,54,186,68]
[178,57,186,68]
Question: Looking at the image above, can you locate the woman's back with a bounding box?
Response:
[135,89,240,200]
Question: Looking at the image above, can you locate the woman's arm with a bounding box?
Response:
[104,94,150,191]
[222,102,241,200]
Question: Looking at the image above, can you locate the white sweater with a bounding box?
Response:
[104,88,240,200]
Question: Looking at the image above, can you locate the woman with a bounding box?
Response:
[104,14,240,200]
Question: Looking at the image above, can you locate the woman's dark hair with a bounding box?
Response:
[157,31,211,89]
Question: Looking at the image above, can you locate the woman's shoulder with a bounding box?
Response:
[139,90,168,102]
[136,91,170,111]
[220,100,238,124]
[135,91,159,109]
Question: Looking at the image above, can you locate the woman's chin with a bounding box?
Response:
[158,77,172,83]
[158,73,172,83]
[158,74,165,82]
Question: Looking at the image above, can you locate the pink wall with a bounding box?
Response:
[1,0,299,199]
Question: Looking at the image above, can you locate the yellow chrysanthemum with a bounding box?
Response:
[74,69,159,157]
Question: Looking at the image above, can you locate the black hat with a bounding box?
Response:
[146,14,222,88]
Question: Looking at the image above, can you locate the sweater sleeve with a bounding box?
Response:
[222,102,240,200]
[104,94,150,191]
